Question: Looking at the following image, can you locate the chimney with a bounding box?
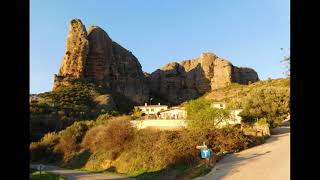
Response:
[145,103,147,106]
[158,103,160,106]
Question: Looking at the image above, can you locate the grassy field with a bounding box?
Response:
[30,168,66,180]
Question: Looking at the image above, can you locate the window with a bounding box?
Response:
[151,108,154,112]
[146,109,149,111]
[220,104,223,107]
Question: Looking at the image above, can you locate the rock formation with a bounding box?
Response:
[148,53,259,104]
[58,19,89,78]
[53,19,149,104]
[53,19,259,105]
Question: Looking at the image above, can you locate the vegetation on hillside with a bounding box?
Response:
[30,112,256,178]
[205,78,290,127]
[185,98,230,132]
[30,77,290,178]
[239,87,289,127]
[30,79,135,142]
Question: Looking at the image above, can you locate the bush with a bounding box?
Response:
[95,113,112,125]
[113,129,200,175]
[30,132,61,162]
[256,118,269,126]
[82,116,134,154]
[54,121,93,162]
[131,107,143,120]
[185,98,230,131]
[207,127,250,153]
[239,87,290,128]
[30,116,253,177]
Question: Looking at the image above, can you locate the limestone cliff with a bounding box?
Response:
[53,19,149,104]
[148,53,259,104]
[53,19,259,105]
[58,19,89,78]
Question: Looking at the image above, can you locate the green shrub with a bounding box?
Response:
[239,86,290,128]
[53,121,93,162]
[30,132,61,162]
[131,107,143,120]
[82,116,134,154]
[185,98,230,131]
[113,129,199,175]
[207,127,250,153]
[256,118,269,126]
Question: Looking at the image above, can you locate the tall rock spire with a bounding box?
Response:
[53,19,149,104]
[58,19,89,78]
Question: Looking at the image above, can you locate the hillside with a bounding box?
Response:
[204,78,290,106]
[30,77,290,179]
[30,79,134,142]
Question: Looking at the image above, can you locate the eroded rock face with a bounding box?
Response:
[53,19,149,104]
[58,19,89,78]
[53,19,259,105]
[85,26,114,83]
[232,66,260,84]
[148,53,259,104]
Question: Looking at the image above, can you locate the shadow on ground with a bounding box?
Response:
[199,124,290,180]
[206,150,272,179]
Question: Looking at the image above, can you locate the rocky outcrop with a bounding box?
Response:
[232,66,260,84]
[58,19,89,78]
[53,19,259,105]
[54,19,149,104]
[148,53,259,104]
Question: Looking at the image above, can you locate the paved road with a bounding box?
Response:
[30,164,135,180]
[194,123,290,180]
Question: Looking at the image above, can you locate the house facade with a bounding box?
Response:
[135,103,168,115]
[158,106,187,119]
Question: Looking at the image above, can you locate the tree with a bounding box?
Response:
[239,86,290,128]
[131,107,143,120]
[185,98,230,131]
[282,56,290,77]
[281,48,290,77]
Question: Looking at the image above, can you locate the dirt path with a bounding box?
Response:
[194,124,290,180]
[30,164,135,180]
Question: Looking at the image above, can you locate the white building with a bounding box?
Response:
[216,109,243,127]
[131,119,186,130]
[134,103,168,115]
[211,102,226,109]
[158,106,187,119]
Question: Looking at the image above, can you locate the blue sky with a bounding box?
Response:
[30,0,290,94]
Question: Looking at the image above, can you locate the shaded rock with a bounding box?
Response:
[53,19,149,104]
[85,26,114,83]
